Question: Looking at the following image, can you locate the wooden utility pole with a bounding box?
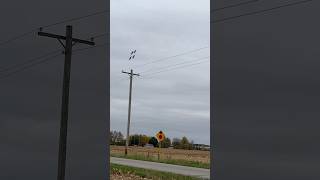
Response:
[122,69,139,155]
[38,25,95,180]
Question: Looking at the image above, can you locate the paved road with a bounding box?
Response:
[110,157,210,179]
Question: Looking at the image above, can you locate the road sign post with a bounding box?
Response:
[155,131,165,160]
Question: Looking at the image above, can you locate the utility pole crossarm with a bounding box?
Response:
[38,32,66,40]
[122,70,140,76]
[72,38,95,45]
[38,32,95,46]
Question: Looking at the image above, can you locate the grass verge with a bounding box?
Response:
[110,153,210,169]
[111,163,202,180]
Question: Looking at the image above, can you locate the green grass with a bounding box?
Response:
[110,153,210,169]
[111,163,202,180]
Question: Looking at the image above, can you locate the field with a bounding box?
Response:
[110,145,210,169]
[111,163,201,180]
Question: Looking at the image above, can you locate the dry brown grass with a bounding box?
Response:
[111,172,151,180]
[111,145,210,164]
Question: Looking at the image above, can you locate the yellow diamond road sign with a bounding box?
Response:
[156,131,165,142]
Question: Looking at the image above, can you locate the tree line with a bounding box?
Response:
[110,130,196,150]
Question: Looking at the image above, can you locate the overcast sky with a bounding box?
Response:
[0,0,107,179]
[110,0,210,145]
[213,0,320,179]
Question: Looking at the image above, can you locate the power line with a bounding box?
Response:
[73,43,107,53]
[0,53,61,80]
[112,57,209,84]
[76,32,107,42]
[140,56,210,74]
[142,58,210,78]
[0,30,37,47]
[0,33,106,75]
[212,0,259,12]
[133,46,209,69]
[212,0,313,23]
[2,0,311,47]
[41,10,107,29]
[0,43,106,80]
[0,49,62,73]
[90,33,108,39]
[0,10,107,47]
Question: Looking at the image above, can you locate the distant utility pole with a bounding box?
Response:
[122,69,140,155]
[38,25,95,180]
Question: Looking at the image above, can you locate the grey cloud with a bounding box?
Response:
[111,0,210,144]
